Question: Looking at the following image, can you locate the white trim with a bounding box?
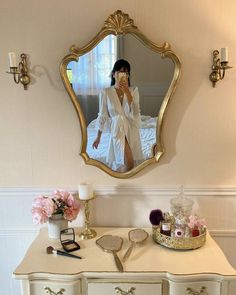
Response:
[210,230,236,237]
[0,228,39,236]
[95,186,236,196]
[0,186,180,197]
[94,186,180,196]
[1,186,236,197]
[184,187,236,196]
[0,187,76,197]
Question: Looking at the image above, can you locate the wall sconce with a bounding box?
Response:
[209,48,232,87]
[7,52,31,90]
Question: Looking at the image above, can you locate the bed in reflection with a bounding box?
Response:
[86,115,157,167]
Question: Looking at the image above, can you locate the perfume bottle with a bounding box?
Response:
[160,221,171,236]
[173,218,185,238]
[191,227,200,237]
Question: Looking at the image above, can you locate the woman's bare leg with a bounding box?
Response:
[124,138,134,170]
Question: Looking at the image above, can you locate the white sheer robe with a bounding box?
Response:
[96,86,144,171]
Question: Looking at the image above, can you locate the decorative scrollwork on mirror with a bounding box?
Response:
[60,10,181,178]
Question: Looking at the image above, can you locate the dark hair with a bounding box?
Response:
[110,59,131,86]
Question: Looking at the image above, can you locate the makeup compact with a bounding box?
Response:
[60,228,80,252]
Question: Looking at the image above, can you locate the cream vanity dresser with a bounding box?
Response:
[14,227,236,295]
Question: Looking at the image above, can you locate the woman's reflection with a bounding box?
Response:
[92,59,143,172]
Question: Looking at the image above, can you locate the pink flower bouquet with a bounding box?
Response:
[31,190,80,224]
[188,215,206,229]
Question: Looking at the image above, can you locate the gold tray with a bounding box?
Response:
[152,226,206,250]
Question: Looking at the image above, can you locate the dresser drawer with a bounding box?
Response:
[169,280,221,295]
[87,280,162,295]
[30,280,80,295]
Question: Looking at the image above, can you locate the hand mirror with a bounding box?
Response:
[96,235,124,272]
[123,229,149,262]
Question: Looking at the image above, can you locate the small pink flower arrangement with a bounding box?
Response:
[31,190,80,224]
[188,215,206,229]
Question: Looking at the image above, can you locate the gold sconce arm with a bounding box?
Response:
[209,49,232,87]
[7,53,31,90]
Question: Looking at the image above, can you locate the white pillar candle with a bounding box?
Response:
[78,184,93,200]
[221,47,228,62]
[8,52,17,67]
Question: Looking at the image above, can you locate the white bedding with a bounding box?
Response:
[86,116,157,166]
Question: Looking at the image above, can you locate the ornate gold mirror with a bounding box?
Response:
[60,10,181,178]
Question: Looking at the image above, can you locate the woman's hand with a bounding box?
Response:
[119,78,133,105]
[92,136,101,149]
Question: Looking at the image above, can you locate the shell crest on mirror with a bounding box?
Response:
[104,10,137,34]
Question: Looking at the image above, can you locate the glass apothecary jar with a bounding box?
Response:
[170,194,194,224]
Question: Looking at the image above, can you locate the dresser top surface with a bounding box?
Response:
[14,227,236,278]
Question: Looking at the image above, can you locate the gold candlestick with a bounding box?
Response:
[79,195,97,239]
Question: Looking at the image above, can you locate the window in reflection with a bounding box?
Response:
[67,34,175,169]
[68,35,117,96]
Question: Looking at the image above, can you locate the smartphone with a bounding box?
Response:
[118,72,127,83]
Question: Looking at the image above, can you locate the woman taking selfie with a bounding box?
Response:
[92,59,143,172]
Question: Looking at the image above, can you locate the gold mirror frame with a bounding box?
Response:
[60,10,181,178]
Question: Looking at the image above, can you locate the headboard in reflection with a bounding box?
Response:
[60,10,181,178]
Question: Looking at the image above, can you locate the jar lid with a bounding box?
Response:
[170,196,194,208]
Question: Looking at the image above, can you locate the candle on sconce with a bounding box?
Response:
[221,47,228,63]
[78,184,93,200]
[8,52,17,67]
[78,183,97,239]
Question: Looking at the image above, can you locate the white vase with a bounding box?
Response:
[48,213,68,239]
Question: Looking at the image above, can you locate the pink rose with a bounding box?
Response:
[31,207,49,224]
[67,195,80,208]
[53,190,70,202]
[188,215,206,229]
[32,195,55,223]
[32,195,45,208]
[42,198,55,217]
[65,194,76,207]
[64,207,80,221]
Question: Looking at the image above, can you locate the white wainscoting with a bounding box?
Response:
[1,186,236,295]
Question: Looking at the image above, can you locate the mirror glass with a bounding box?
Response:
[60,10,181,178]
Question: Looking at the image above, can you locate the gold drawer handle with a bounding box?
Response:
[44,287,65,295]
[186,286,207,295]
[115,287,136,295]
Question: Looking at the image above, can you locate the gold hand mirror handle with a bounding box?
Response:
[113,251,124,272]
[96,235,124,272]
[123,229,149,262]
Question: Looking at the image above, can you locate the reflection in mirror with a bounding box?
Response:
[67,35,175,171]
[61,10,181,178]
